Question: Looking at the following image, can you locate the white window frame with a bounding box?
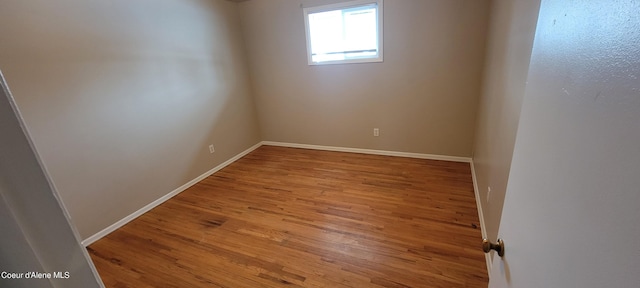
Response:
[303,0,384,66]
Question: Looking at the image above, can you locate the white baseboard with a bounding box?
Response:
[81,142,263,247]
[261,141,472,163]
[82,141,471,247]
[470,160,491,278]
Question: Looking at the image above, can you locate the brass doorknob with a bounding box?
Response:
[482,238,505,257]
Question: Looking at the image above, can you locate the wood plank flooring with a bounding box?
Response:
[88,146,488,287]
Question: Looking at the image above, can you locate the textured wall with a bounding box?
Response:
[0,0,261,239]
[1,73,102,287]
[490,0,640,286]
[472,0,541,246]
[239,0,489,157]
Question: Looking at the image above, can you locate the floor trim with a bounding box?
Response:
[82,141,473,246]
[261,141,472,163]
[470,159,491,278]
[81,142,263,247]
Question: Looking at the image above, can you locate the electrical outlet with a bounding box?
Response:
[373,128,379,137]
[209,144,215,154]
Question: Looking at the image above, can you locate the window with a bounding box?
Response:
[303,0,383,65]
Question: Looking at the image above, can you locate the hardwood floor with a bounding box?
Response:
[88,146,488,287]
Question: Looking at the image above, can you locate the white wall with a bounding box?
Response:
[239,0,490,157]
[472,0,541,248]
[0,72,102,288]
[0,195,51,288]
[490,0,640,286]
[0,0,261,240]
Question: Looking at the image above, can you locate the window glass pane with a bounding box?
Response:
[343,6,377,52]
[307,2,380,64]
[309,10,344,55]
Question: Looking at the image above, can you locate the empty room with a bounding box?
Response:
[1,0,639,288]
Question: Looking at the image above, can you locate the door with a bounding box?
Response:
[489,1,640,287]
